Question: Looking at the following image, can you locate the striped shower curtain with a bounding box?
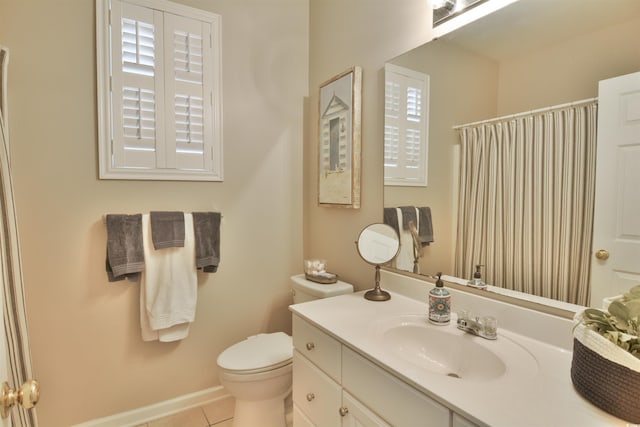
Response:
[0,46,38,427]
[454,102,597,306]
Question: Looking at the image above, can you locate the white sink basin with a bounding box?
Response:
[375,315,538,383]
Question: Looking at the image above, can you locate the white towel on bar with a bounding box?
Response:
[139,213,197,342]
[393,207,415,272]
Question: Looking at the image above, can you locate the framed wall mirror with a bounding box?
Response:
[383,0,640,310]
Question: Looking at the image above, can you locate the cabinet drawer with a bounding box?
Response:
[292,315,341,381]
[293,350,342,426]
[453,412,480,427]
[293,403,315,427]
[342,347,450,427]
[342,391,391,427]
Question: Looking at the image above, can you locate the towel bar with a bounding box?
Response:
[102,212,222,224]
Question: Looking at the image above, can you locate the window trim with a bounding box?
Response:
[96,0,223,181]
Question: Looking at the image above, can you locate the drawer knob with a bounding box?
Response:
[306,393,315,402]
[339,406,349,417]
[306,342,315,351]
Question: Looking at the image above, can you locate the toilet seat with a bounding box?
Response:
[217,332,292,374]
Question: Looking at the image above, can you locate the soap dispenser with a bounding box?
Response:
[428,272,450,325]
[468,264,487,289]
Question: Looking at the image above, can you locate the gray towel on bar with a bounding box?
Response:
[150,211,185,249]
[383,207,400,237]
[418,207,434,247]
[192,212,221,273]
[106,214,144,282]
[399,206,418,230]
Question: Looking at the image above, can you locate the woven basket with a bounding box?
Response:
[572,313,640,423]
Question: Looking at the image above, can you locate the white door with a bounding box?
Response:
[0,270,10,427]
[590,71,640,307]
[0,46,38,426]
[0,57,12,424]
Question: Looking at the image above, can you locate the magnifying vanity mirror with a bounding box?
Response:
[383,0,640,310]
[356,223,400,301]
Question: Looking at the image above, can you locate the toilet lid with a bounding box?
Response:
[217,332,293,372]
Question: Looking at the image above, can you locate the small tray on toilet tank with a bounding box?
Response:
[305,272,338,284]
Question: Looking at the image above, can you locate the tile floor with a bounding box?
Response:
[135,394,293,427]
[134,396,234,427]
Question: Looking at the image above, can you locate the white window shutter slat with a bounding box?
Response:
[175,94,204,145]
[122,87,155,142]
[173,30,204,82]
[121,18,155,75]
[385,80,401,119]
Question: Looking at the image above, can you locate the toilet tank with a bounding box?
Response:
[291,274,354,304]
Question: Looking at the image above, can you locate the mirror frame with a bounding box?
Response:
[384,267,576,319]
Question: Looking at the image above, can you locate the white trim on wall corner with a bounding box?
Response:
[71,386,229,427]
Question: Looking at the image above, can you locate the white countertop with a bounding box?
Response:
[290,291,629,427]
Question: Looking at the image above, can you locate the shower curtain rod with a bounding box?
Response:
[452,97,598,130]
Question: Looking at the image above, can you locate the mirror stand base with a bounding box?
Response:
[365,265,391,301]
[364,288,391,301]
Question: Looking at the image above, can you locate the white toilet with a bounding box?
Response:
[216,274,353,427]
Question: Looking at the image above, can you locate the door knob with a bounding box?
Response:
[595,249,610,260]
[1,380,40,418]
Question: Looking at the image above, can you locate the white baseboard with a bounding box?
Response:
[72,386,230,427]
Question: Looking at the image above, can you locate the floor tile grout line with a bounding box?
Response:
[209,416,233,426]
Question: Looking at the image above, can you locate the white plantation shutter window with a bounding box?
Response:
[384,63,429,187]
[97,0,222,181]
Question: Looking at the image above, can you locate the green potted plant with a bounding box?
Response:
[571,285,640,423]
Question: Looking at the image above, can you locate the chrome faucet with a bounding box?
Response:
[456,311,497,340]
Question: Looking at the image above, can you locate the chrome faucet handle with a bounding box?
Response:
[456,311,498,340]
[481,316,498,338]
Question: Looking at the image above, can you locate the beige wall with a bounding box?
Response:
[0,0,308,425]
[305,0,433,289]
[498,16,640,114]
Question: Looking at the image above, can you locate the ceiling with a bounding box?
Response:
[443,0,640,61]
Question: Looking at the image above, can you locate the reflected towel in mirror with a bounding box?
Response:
[417,206,434,246]
[384,206,434,271]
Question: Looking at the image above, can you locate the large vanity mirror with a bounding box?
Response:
[383,0,640,310]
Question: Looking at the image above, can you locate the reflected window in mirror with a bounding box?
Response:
[384,63,429,187]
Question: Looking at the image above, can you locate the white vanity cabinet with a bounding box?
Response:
[292,315,456,427]
[293,314,388,426]
[342,347,450,426]
[291,284,628,426]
